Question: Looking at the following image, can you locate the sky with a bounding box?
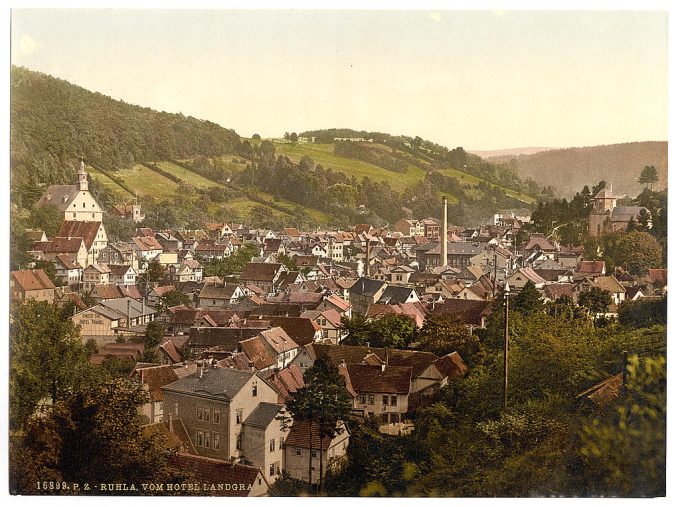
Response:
[10,8,668,151]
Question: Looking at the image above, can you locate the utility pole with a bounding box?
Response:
[503,282,510,410]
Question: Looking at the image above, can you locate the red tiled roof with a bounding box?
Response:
[284,420,347,451]
[169,453,265,496]
[11,269,55,292]
[433,352,468,380]
[139,365,180,402]
[57,220,101,250]
[239,337,276,370]
[240,263,282,282]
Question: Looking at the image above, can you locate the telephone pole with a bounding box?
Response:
[503,282,510,410]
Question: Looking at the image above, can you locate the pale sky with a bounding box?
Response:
[10,9,668,150]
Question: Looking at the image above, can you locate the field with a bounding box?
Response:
[274,141,535,204]
[155,161,218,189]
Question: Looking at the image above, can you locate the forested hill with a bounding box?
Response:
[487,141,668,197]
[10,66,240,206]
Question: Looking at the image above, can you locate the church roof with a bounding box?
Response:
[57,221,102,250]
[35,184,80,211]
[593,188,615,200]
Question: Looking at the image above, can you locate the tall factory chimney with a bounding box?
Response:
[440,196,448,267]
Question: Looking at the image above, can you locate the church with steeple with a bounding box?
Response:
[588,184,651,236]
[36,158,103,222]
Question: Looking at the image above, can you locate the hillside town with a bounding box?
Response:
[9,162,667,496]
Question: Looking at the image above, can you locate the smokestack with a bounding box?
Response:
[365,236,371,277]
[440,196,448,267]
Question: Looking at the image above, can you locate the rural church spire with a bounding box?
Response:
[77,157,89,191]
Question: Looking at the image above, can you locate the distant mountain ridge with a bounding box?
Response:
[469,147,555,158]
[486,141,667,197]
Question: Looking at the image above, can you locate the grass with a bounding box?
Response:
[110,164,180,200]
[155,161,218,189]
[87,165,134,200]
[274,142,427,192]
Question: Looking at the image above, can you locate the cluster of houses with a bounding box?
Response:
[9,164,666,495]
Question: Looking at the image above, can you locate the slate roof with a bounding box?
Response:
[169,453,265,496]
[610,206,647,222]
[242,402,283,428]
[349,277,386,296]
[57,221,101,250]
[377,285,417,305]
[345,364,411,394]
[36,184,79,211]
[11,269,55,292]
[163,367,260,400]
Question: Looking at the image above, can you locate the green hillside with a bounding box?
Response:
[11,66,541,230]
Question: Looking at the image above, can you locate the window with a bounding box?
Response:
[368,395,374,404]
[382,395,388,406]
[270,439,275,452]
[236,409,243,424]
[391,395,397,407]
[358,394,366,404]
[213,410,220,424]
[204,433,211,448]
[269,464,275,476]
[203,408,210,421]
[197,431,203,447]
[252,383,258,396]
[311,451,317,458]
[196,407,203,421]
[279,437,284,450]
[236,433,242,450]
[213,433,220,450]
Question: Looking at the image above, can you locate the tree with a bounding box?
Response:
[578,287,612,315]
[33,260,62,286]
[417,313,479,359]
[340,314,372,346]
[511,282,544,315]
[156,289,191,314]
[10,301,94,430]
[145,259,165,286]
[28,204,63,237]
[638,165,659,190]
[612,231,662,275]
[280,355,352,493]
[144,320,165,350]
[579,355,666,496]
[9,379,190,493]
[290,132,299,143]
[367,314,417,349]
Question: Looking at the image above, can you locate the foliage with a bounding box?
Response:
[156,289,192,314]
[638,165,659,189]
[578,355,666,496]
[417,313,479,360]
[144,320,166,350]
[9,301,95,430]
[610,231,662,276]
[9,379,189,494]
[145,259,166,285]
[578,287,613,315]
[34,259,62,286]
[618,297,666,329]
[203,243,258,277]
[342,314,416,349]
[28,204,64,237]
[511,282,544,315]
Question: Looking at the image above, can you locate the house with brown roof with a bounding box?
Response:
[10,269,56,304]
[57,220,109,266]
[345,363,412,423]
[506,267,546,291]
[131,236,164,267]
[169,453,269,496]
[199,283,245,308]
[522,233,558,259]
[239,327,299,372]
[35,160,103,222]
[83,263,111,291]
[107,264,137,286]
[284,419,350,485]
[430,299,493,329]
[31,237,89,269]
[265,364,305,403]
[300,308,345,344]
[132,364,180,424]
[98,242,137,270]
[575,260,606,279]
[54,254,83,288]
[239,262,286,293]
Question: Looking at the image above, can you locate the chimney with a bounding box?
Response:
[440,196,448,267]
[127,299,131,328]
[365,236,371,277]
[199,360,204,379]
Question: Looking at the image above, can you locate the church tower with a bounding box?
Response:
[77,157,89,191]
[588,185,617,236]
